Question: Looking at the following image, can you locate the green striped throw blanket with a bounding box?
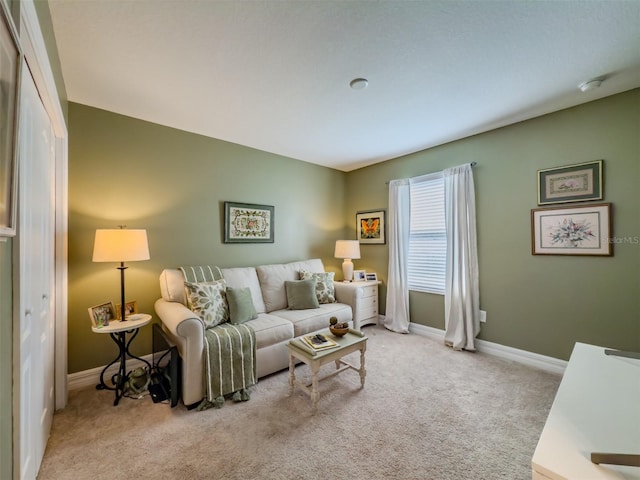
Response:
[179,265,223,283]
[200,323,257,410]
[179,266,257,409]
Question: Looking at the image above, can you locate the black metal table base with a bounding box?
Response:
[96,327,151,406]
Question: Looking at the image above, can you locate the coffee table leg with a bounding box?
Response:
[288,353,295,395]
[359,345,366,388]
[311,362,320,414]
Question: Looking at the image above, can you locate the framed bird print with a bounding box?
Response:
[357,209,386,244]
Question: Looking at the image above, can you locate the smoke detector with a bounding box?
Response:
[579,79,603,92]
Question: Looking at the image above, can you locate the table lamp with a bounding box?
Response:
[334,240,360,282]
[92,227,150,322]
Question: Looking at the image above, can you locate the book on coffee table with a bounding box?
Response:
[302,333,339,351]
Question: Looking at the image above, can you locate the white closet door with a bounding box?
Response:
[16,65,55,480]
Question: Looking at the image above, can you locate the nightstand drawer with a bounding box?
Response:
[356,303,378,321]
[360,285,377,298]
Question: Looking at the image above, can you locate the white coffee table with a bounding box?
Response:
[287,328,367,413]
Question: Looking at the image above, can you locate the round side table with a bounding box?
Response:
[92,313,152,406]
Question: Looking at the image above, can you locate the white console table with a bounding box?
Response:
[532,342,640,479]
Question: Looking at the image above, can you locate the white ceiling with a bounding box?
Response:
[49,0,640,172]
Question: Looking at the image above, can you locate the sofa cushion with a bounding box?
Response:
[273,303,352,337]
[285,279,320,310]
[159,268,189,305]
[184,279,229,328]
[249,313,295,349]
[256,259,325,312]
[226,287,258,324]
[220,267,267,313]
[299,270,336,304]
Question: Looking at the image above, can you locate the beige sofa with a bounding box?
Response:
[155,259,364,407]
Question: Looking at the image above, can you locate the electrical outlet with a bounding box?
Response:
[480,310,487,323]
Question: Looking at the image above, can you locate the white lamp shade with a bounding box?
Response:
[334,240,360,260]
[92,229,150,262]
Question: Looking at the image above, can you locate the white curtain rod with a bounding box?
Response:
[385,161,477,185]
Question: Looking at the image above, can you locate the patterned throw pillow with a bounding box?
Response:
[299,270,336,304]
[184,279,229,328]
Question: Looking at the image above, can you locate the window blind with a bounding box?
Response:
[408,173,446,295]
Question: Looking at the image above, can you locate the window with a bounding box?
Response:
[408,173,445,294]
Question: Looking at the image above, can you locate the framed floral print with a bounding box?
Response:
[531,203,612,256]
[224,201,274,243]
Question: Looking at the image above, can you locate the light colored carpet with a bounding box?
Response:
[38,326,561,480]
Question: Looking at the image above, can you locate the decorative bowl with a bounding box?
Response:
[329,325,349,337]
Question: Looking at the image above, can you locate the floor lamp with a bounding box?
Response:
[92,227,150,322]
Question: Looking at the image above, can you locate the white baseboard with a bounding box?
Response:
[408,323,567,375]
[67,353,155,391]
[69,323,566,390]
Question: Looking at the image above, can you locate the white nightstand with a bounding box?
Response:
[334,280,380,330]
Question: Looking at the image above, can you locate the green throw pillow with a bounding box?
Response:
[285,279,320,310]
[184,279,229,328]
[226,287,258,324]
[299,270,336,304]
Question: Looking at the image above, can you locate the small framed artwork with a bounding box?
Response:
[357,209,386,244]
[88,302,117,329]
[365,272,378,282]
[537,160,603,205]
[353,270,366,282]
[0,3,22,237]
[531,203,612,256]
[224,201,274,243]
[116,300,138,319]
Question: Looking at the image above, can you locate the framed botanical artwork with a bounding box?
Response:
[224,201,274,243]
[0,2,22,236]
[88,302,117,329]
[531,203,612,256]
[116,300,138,319]
[365,272,378,282]
[537,160,603,205]
[353,270,366,282]
[357,209,386,244]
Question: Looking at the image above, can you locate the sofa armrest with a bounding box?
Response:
[154,298,205,406]
[334,282,356,307]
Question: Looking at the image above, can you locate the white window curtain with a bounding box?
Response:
[443,164,480,350]
[384,178,411,333]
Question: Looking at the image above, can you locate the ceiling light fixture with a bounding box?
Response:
[350,78,368,90]
[579,79,603,92]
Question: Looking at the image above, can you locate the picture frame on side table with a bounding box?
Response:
[0,3,22,236]
[116,300,138,319]
[365,272,378,282]
[224,201,274,243]
[88,302,117,329]
[357,209,386,244]
[531,203,612,256]
[353,270,366,282]
[537,160,603,205]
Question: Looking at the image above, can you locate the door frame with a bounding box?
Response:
[12,2,68,478]
[18,0,68,411]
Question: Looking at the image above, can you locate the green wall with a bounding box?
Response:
[346,89,640,360]
[69,90,639,375]
[68,103,347,373]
